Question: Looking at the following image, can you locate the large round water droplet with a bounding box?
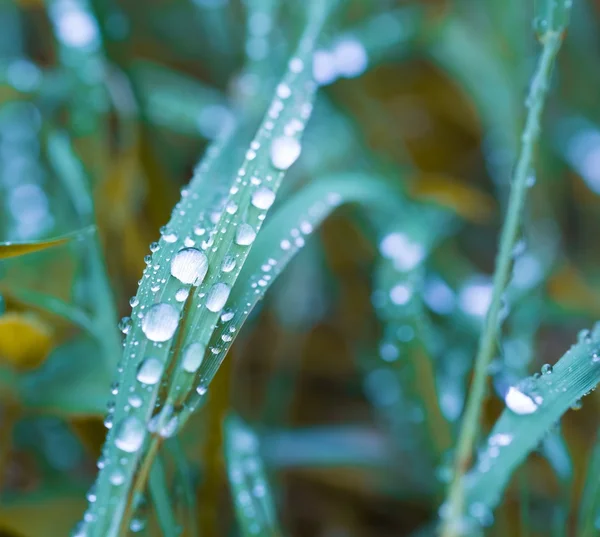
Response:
[270,136,301,170]
[251,187,275,210]
[236,224,256,246]
[182,342,205,373]
[170,248,208,285]
[206,283,231,312]
[136,357,164,385]
[504,386,538,415]
[114,416,145,453]
[141,303,179,342]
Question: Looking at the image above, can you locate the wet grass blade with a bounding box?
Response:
[462,325,600,527]
[225,415,282,537]
[149,455,178,537]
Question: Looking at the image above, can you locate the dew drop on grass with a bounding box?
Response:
[114,416,145,453]
[118,316,132,334]
[221,255,237,273]
[270,136,301,170]
[505,386,539,414]
[182,342,205,373]
[206,283,231,312]
[109,469,125,486]
[541,363,553,375]
[175,288,189,302]
[251,187,275,210]
[136,357,163,385]
[236,223,256,246]
[141,303,179,342]
[170,247,208,285]
[221,310,234,322]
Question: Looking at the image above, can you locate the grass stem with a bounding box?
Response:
[441,29,566,537]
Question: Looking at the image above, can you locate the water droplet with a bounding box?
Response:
[137,357,164,385]
[162,230,178,243]
[221,255,237,273]
[541,363,553,375]
[389,283,412,305]
[182,342,205,373]
[206,283,231,312]
[129,296,139,308]
[170,248,208,285]
[109,469,125,486]
[114,416,145,453]
[379,232,425,271]
[332,38,368,79]
[251,187,275,210]
[129,394,142,408]
[141,303,179,342]
[489,433,513,446]
[175,288,189,302]
[118,316,132,334]
[149,241,160,253]
[236,223,256,246]
[221,310,234,322]
[571,398,583,410]
[289,57,303,73]
[505,386,538,415]
[130,518,145,533]
[270,136,301,170]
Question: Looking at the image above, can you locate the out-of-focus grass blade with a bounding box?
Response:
[5,287,97,339]
[463,325,600,526]
[0,226,94,260]
[225,415,282,537]
[578,427,600,537]
[165,438,198,537]
[261,425,392,469]
[149,455,178,537]
[131,60,230,138]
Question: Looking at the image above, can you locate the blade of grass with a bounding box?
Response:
[149,454,178,537]
[442,4,573,535]
[0,226,94,260]
[578,427,600,537]
[225,415,282,537]
[459,324,600,528]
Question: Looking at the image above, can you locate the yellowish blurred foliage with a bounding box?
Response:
[0,313,53,371]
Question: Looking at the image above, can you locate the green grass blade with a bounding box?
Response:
[461,325,600,528]
[225,415,282,537]
[577,428,600,537]
[0,226,94,260]
[149,455,178,537]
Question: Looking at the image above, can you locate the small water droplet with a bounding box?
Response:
[170,248,209,285]
[114,416,145,453]
[221,310,234,322]
[129,297,139,308]
[182,342,205,373]
[505,386,539,415]
[118,316,132,334]
[236,224,256,246]
[270,136,301,170]
[206,283,231,312]
[221,255,237,273]
[251,187,275,210]
[175,288,190,302]
[141,303,179,342]
[162,231,178,243]
[136,357,163,385]
[571,398,583,411]
[541,363,553,375]
[149,241,160,253]
[109,469,125,486]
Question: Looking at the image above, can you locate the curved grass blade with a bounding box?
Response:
[80,3,334,535]
[460,325,600,529]
[174,171,404,428]
[4,287,98,339]
[225,415,282,537]
[0,226,94,260]
[131,60,230,138]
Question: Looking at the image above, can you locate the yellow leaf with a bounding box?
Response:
[0,313,53,370]
[0,227,94,261]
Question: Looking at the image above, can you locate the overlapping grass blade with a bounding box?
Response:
[0,226,94,260]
